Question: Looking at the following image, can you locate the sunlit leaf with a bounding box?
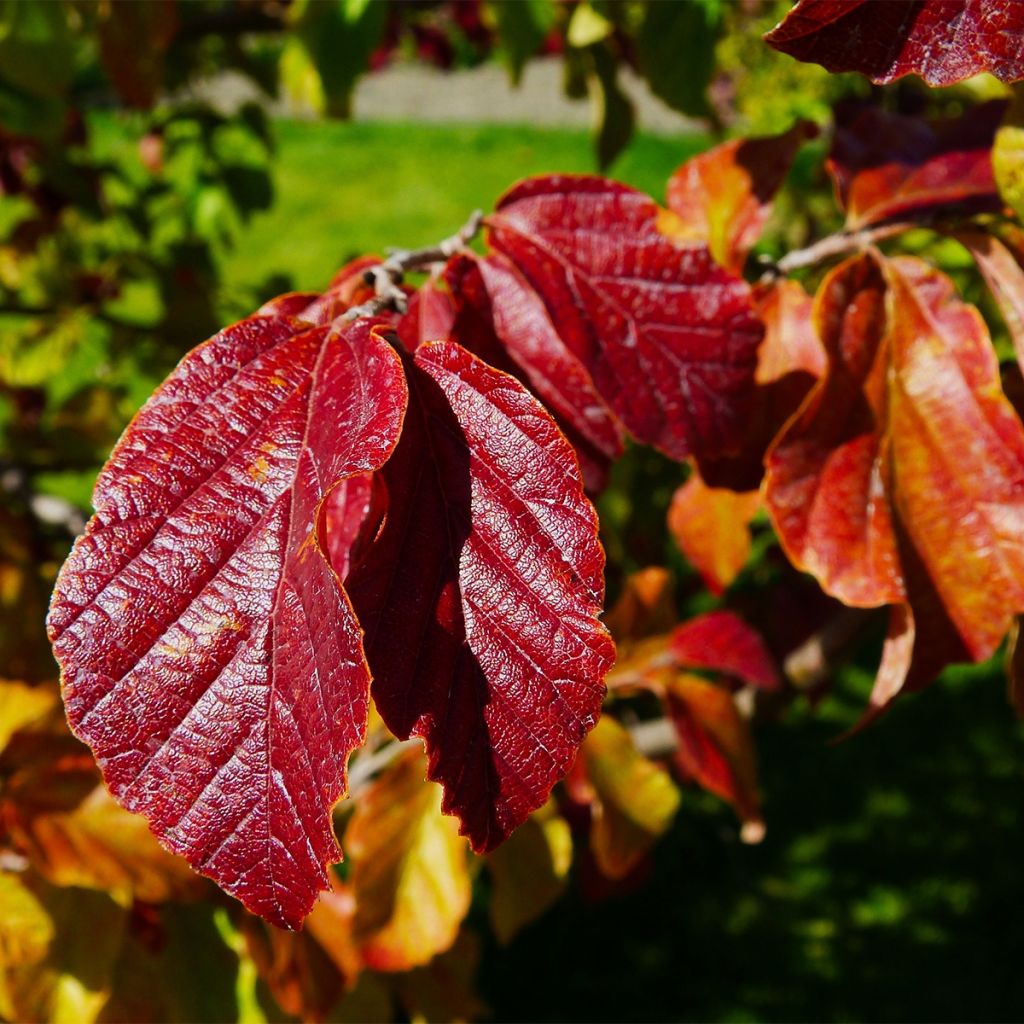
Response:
[670,611,781,691]
[765,0,1024,86]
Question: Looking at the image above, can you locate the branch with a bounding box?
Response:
[342,209,484,322]
[760,220,921,279]
[783,607,876,691]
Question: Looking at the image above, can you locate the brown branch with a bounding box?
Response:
[761,220,921,280]
[342,209,484,322]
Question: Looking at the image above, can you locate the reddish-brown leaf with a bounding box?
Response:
[665,121,816,273]
[669,611,781,691]
[827,103,1004,230]
[664,673,764,842]
[47,315,408,928]
[767,251,1024,706]
[347,340,613,852]
[445,252,623,492]
[765,0,1024,86]
[484,175,764,461]
[668,472,759,595]
[765,254,904,607]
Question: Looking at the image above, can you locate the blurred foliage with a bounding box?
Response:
[3,2,1024,1022]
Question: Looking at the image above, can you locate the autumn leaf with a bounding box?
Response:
[766,251,1024,707]
[765,0,1024,87]
[668,472,759,596]
[670,611,781,691]
[48,315,408,928]
[345,748,470,972]
[827,103,1004,230]
[347,341,612,853]
[603,566,676,646]
[579,716,680,880]
[664,673,764,843]
[665,121,816,273]
[483,175,764,461]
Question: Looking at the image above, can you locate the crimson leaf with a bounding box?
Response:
[47,315,407,928]
[347,340,613,851]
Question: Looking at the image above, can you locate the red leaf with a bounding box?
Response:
[347,340,613,852]
[664,673,763,842]
[765,0,1024,86]
[669,611,781,691]
[396,277,457,352]
[47,316,408,928]
[445,252,623,492]
[665,121,816,273]
[827,103,1004,230]
[484,175,763,461]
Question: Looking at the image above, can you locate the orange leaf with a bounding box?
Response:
[665,122,816,273]
[767,251,1024,707]
[604,567,676,644]
[580,717,679,880]
[668,471,759,595]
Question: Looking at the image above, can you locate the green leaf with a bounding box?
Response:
[489,0,556,86]
[280,0,388,118]
[994,85,1024,221]
[637,0,721,118]
[587,43,635,171]
[0,0,74,99]
[567,1,613,48]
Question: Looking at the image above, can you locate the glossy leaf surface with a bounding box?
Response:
[347,340,613,851]
[765,0,1024,86]
[485,175,763,461]
[48,315,408,928]
[827,104,1003,230]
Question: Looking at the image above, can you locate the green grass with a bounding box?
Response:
[220,120,709,297]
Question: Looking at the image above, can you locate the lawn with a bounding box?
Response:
[219,119,709,296]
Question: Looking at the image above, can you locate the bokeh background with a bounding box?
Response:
[3,2,1024,1021]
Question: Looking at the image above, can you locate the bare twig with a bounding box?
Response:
[759,220,921,280]
[342,209,484,322]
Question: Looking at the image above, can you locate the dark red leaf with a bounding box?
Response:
[765,0,1024,87]
[669,611,781,691]
[396,277,457,352]
[484,175,763,461]
[347,340,613,852]
[827,103,1004,229]
[47,315,407,928]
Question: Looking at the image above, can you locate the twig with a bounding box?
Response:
[760,220,921,280]
[346,737,419,795]
[342,209,484,322]
[783,607,876,691]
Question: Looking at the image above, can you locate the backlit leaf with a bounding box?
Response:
[485,175,764,461]
[664,673,764,842]
[48,315,408,928]
[580,716,680,880]
[670,611,781,691]
[345,748,470,972]
[827,103,1004,230]
[348,340,612,851]
[666,121,816,273]
[668,472,759,595]
[767,252,1024,706]
[604,567,676,646]
[765,0,1024,86]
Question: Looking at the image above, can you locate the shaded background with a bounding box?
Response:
[2,2,1023,1021]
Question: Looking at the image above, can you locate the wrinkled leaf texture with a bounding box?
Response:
[463,175,764,466]
[765,0,1024,86]
[48,314,407,928]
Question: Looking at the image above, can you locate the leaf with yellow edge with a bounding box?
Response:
[580,717,680,880]
[345,748,471,972]
[485,801,572,944]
